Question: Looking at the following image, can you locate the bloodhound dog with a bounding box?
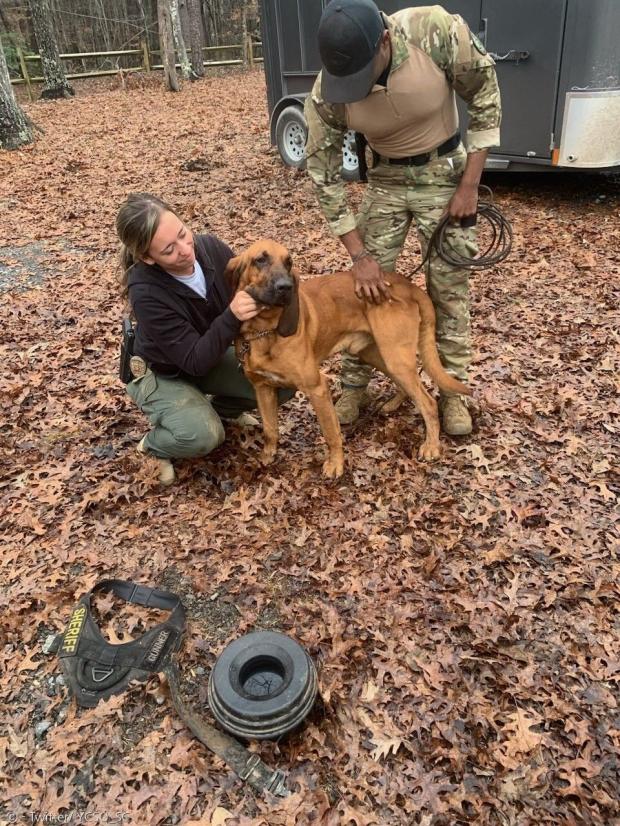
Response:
[225,240,471,478]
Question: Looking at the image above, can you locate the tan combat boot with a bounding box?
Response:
[137,436,176,486]
[334,386,372,425]
[440,395,472,436]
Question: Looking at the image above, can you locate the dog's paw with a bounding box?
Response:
[322,454,344,478]
[260,447,276,465]
[418,440,441,462]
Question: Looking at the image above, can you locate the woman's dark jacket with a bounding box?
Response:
[127,234,240,377]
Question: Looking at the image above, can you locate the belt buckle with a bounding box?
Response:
[129,356,147,378]
[439,133,460,157]
[411,153,429,166]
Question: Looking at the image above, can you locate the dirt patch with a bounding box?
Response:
[0,242,48,292]
[160,566,241,646]
[0,240,86,293]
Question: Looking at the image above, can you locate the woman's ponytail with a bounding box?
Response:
[115,193,173,299]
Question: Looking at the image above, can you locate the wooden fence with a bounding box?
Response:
[11,38,263,100]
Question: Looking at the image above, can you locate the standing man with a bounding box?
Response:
[304,0,501,435]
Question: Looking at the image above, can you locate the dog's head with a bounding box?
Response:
[225,240,299,337]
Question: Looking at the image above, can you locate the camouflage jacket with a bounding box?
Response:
[304,4,502,237]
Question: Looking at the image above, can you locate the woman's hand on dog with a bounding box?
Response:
[230,290,260,321]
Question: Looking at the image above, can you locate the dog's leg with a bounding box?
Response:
[357,343,407,413]
[358,346,408,414]
[254,383,279,465]
[359,336,441,461]
[301,374,344,479]
[378,389,408,415]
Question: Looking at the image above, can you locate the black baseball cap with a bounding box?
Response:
[318,0,385,104]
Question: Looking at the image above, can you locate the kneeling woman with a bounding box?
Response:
[116,193,293,485]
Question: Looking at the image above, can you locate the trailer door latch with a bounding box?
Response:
[490,50,530,64]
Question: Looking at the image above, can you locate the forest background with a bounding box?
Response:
[1,0,260,78]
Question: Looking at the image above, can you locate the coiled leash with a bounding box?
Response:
[413,184,513,273]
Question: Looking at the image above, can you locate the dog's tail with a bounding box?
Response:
[411,285,472,396]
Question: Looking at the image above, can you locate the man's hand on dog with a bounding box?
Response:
[230,290,260,321]
[352,255,392,304]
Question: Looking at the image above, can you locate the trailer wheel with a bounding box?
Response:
[275,105,360,180]
[276,106,308,169]
[342,129,359,181]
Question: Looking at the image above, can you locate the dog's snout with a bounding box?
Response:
[274,276,293,293]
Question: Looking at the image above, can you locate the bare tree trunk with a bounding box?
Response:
[203,0,222,46]
[157,0,179,91]
[137,0,155,53]
[48,0,67,51]
[136,0,149,50]
[186,0,204,78]
[0,5,12,33]
[70,0,90,72]
[0,39,34,150]
[170,0,191,79]
[28,0,74,99]
[93,0,112,52]
[241,0,248,67]
[200,0,212,46]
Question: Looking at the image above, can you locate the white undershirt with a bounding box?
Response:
[170,259,206,298]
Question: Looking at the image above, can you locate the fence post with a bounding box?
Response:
[247,36,254,69]
[141,39,151,72]
[17,46,34,101]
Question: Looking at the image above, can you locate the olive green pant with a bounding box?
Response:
[126,347,294,460]
[342,142,478,387]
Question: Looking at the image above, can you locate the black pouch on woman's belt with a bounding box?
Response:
[119,318,135,384]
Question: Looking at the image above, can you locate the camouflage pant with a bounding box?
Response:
[342,142,477,387]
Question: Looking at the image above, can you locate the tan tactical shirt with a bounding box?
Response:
[304,5,502,237]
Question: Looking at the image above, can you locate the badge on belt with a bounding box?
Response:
[129,355,147,378]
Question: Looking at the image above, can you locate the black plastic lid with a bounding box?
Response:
[208,631,318,740]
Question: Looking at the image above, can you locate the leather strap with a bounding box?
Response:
[165,661,289,797]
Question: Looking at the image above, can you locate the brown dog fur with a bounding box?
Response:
[225,240,471,478]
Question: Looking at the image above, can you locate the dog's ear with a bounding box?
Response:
[276,277,299,338]
[224,255,243,295]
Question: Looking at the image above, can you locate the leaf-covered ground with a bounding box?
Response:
[1,69,619,825]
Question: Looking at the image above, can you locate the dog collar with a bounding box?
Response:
[50,579,186,708]
[237,327,278,362]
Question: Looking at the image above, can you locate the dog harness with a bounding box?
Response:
[50,579,185,708]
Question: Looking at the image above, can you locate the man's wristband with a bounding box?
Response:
[351,249,371,264]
